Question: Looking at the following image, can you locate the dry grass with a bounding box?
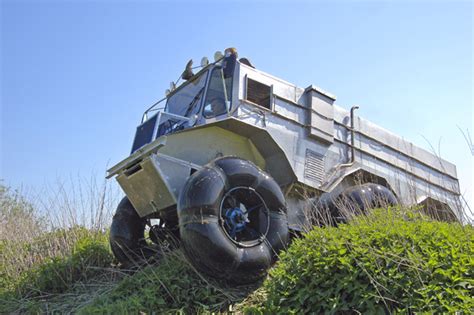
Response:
[0,176,123,313]
[1,176,120,287]
[0,177,261,313]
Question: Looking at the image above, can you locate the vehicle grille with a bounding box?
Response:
[304,149,325,184]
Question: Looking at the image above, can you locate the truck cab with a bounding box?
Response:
[130,51,238,155]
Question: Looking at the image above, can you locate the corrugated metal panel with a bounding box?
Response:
[304,149,325,183]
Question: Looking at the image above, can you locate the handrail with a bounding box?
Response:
[142,97,167,123]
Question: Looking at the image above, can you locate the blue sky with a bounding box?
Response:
[1,0,473,210]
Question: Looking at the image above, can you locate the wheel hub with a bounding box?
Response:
[225,207,249,237]
[220,186,270,247]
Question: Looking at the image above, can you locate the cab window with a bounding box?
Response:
[203,67,232,118]
[246,78,271,110]
[165,71,208,117]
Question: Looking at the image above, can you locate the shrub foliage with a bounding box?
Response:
[0,227,113,314]
[263,208,474,313]
[17,230,113,295]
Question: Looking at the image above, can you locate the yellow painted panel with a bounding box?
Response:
[158,126,266,169]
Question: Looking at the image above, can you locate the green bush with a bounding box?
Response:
[16,230,113,296]
[262,208,474,314]
[80,251,243,314]
[1,228,113,313]
[1,226,99,292]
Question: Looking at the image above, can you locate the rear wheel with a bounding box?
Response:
[327,183,398,223]
[178,157,289,284]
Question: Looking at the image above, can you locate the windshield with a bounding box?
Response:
[165,71,208,117]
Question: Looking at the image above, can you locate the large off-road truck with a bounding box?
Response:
[107,48,462,283]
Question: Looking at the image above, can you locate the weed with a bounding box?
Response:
[79,250,259,314]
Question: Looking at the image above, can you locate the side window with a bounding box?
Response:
[203,68,231,118]
[246,78,271,110]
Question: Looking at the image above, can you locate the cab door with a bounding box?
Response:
[200,66,233,123]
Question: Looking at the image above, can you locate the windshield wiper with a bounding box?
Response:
[184,87,205,117]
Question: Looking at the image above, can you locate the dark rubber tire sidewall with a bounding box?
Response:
[109,197,149,266]
[178,157,289,284]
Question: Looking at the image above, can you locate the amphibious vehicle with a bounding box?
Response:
[107,48,462,282]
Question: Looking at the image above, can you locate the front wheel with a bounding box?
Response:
[109,197,178,266]
[178,157,289,284]
[109,197,150,266]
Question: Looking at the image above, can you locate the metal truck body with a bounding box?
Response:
[107,53,461,224]
[107,49,462,282]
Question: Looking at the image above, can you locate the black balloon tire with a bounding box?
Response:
[178,157,289,284]
[332,183,398,223]
[109,197,153,266]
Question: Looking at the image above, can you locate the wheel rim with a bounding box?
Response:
[219,186,270,247]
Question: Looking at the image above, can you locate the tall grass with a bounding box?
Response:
[1,176,120,286]
[0,176,124,313]
[1,174,472,313]
[0,178,256,313]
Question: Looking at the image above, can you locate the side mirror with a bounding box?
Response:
[188,114,198,127]
[203,103,212,116]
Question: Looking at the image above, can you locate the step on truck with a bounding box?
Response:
[107,48,462,283]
